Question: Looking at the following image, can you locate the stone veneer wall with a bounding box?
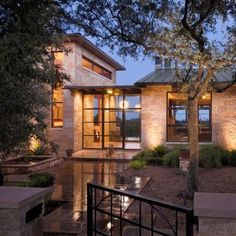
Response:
[47,42,117,155]
[212,85,236,150]
[141,85,172,148]
[141,84,236,150]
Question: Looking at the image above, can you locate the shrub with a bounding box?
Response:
[30,145,50,156]
[28,172,54,187]
[130,160,147,170]
[17,172,55,188]
[228,150,236,166]
[147,157,164,166]
[199,145,222,168]
[163,149,179,167]
[152,145,169,158]
[132,149,153,161]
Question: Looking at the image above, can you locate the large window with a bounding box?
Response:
[167,93,211,142]
[51,52,64,128]
[82,56,112,80]
[82,92,141,149]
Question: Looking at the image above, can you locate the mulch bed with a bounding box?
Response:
[125,166,236,207]
[123,166,236,232]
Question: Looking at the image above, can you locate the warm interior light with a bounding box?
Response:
[135,104,141,109]
[107,89,113,94]
[107,222,112,230]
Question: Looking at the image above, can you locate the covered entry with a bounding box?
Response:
[81,86,141,149]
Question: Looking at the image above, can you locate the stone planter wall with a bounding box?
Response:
[0,187,51,236]
[194,192,236,236]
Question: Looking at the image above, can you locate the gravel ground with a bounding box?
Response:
[125,166,236,207]
[123,166,236,233]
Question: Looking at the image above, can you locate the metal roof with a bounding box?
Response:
[64,34,125,71]
[135,69,236,86]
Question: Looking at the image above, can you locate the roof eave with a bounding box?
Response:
[64,34,125,71]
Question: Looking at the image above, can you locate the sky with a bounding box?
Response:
[88,40,155,85]
[104,51,154,85]
[87,18,232,85]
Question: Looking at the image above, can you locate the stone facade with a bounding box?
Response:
[194,192,236,236]
[212,86,236,150]
[0,187,51,236]
[141,84,236,150]
[141,85,171,148]
[47,41,118,155]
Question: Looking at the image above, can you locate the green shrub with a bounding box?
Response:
[163,149,179,167]
[152,145,169,158]
[28,172,54,187]
[199,145,223,168]
[130,160,147,170]
[132,149,153,161]
[17,172,55,188]
[228,150,236,166]
[147,157,164,166]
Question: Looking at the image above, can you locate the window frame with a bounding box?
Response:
[82,56,112,80]
[51,86,64,128]
[166,92,212,142]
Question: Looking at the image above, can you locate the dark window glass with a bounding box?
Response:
[125,123,141,140]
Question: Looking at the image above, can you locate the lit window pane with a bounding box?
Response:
[82,57,92,70]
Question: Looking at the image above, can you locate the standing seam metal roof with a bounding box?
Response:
[135,69,235,85]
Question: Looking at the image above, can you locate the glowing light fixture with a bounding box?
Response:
[107,222,113,230]
[135,104,141,109]
[107,89,113,94]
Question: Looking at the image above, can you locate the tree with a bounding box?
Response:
[0,0,72,155]
[74,0,236,191]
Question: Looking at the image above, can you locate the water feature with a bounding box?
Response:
[43,161,149,235]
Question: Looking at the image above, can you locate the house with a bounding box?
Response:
[48,35,236,154]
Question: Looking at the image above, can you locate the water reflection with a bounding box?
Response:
[45,161,150,234]
[51,161,128,212]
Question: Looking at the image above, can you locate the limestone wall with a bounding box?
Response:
[141,85,236,150]
[141,85,172,148]
[47,41,117,155]
[212,85,236,150]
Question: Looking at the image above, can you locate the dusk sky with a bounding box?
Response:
[88,38,154,85]
[89,19,231,85]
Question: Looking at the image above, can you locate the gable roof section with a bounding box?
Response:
[64,34,125,71]
[135,69,236,86]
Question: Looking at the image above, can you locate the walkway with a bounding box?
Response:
[43,161,149,235]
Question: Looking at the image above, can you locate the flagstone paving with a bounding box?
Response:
[43,161,150,235]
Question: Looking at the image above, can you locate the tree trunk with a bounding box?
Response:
[187,98,199,192]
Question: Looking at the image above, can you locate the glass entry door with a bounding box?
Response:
[82,93,141,149]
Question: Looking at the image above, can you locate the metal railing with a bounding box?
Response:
[87,182,194,236]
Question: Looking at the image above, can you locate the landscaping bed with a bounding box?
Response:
[1,156,63,174]
[125,166,236,207]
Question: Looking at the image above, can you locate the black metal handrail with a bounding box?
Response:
[87,182,194,236]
